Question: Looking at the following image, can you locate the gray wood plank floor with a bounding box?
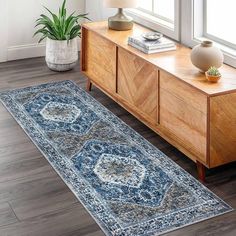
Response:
[0,57,235,236]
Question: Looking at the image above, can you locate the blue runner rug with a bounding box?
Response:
[0,81,232,236]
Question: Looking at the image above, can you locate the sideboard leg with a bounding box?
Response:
[86,80,92,92]
[196,161,206,183]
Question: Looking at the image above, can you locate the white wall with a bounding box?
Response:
[85,0,115,21]
[0,0,85,62]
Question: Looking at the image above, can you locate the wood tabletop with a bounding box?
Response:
[83,21,236,96]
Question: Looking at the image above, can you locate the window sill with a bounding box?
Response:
[127,9,174,29]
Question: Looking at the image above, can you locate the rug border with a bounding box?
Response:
[0,80,233,236]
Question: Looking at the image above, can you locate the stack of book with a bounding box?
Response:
[128,35,176,54]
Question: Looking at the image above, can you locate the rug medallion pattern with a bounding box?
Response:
[0,81,232,236]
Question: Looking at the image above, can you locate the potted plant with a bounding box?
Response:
[205,66,222,83]
[34,0,89,71]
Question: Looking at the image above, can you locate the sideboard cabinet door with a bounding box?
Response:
[117,47,158,123]
[83,30,116,94]
[160,71,208,163]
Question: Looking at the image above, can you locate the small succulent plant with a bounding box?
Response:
[207,66,221,76]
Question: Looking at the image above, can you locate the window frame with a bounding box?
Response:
[126,0,180,41]
[137,0,174,25]
[126,0,236,68]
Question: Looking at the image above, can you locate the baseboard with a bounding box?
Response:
[6,39,81,61]
[7,43,46,61]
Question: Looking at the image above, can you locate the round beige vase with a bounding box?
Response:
[46,38,78,72]
[190,41,224,72]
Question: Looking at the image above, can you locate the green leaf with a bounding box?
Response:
[65,17,80,35]
[61,0,66,16]
[38,35,48,43]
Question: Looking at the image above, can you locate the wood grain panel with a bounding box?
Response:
[118,47,158,123]
[0,202,18,227]
[0,204,99,236]
[84,29,116,94]
[210,93,236,167]
[160,71,207,114]
[160,73,207,163]
[10,191,78,220]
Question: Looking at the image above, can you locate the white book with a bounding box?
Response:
[128,41,176,54]
[128,35,175,50]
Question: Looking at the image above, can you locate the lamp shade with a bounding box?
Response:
[104,0,138,8]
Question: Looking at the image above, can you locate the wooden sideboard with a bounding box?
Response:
[81,21,236,182]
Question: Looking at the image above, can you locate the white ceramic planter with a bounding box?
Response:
[191,41,224,72]
[46,38,78,72]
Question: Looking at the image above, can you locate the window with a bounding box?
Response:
[204,0,236,50]
[126,0,236,67]
[126,0,179,40]
[138,0,174,24]
[181,0,236,68]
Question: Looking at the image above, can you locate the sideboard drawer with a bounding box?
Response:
[118,47,158,123]
[84,30,116,94]
[160,71,207,162]
[160,71,207,114]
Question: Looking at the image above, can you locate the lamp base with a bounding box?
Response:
[108,8,133,31]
